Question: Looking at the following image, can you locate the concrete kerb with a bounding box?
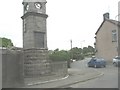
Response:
[27,75,69,86]
[56,69,104,88]
[24,68,103,88]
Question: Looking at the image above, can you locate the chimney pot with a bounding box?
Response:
[103,13,109,20]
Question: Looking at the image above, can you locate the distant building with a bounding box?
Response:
[94,13,120,63]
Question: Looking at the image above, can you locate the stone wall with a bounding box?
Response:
[2,49,24,88]
[24,48,68,85]
[2,48,68,87]
[24,61,68,85]
[50,61,68,77]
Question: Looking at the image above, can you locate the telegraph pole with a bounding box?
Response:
[70,40,72,50]
[69,40,73,68]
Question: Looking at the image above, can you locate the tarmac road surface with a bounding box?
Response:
[67,59,118,88]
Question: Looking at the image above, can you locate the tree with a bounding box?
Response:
[82,46,95,56]
[70,47,84,60]
[82,47,88,55]
[49,49,70,61]
[49,49,71,68]
[0,37,13,48]
[88,45,95,53]
[54,48,59,52]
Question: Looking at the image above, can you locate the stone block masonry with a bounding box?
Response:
[2,48,68,87]
[24,48,51,78]
[2,49,24,88]
[23,49,68,85]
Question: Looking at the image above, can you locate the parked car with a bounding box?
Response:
[113,56,120,67]
[87,58,106,68]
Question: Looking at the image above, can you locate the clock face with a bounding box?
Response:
[35,2,42,9]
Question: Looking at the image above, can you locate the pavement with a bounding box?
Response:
[24,68,104,88]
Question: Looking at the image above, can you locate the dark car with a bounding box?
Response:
[88,58,106,68]
[113,56,120,67]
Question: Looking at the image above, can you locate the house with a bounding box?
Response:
[94,13,120,63]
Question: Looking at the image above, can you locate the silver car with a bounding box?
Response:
[113,56,120,67]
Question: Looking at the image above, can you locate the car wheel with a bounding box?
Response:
[102,65,106,68]
[113,62,117,67]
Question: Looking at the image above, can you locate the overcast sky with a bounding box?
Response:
[0,0,119,50]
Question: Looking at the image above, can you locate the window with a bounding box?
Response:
[112,30,117,42]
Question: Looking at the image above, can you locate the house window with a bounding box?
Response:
[112,30,117,42]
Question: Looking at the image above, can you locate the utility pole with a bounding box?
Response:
[70,39,72,50]
[69,39,73,68]
[70,40,73,60]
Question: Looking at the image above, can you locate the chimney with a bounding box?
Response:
[103,13,109,20]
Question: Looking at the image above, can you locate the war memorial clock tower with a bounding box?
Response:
[21,0,50,79]
[22,0,48,49]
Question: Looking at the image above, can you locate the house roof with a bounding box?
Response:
[95,19,120,35]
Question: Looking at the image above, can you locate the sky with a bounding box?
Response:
[0,0,119,50]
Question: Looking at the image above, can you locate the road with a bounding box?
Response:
[67,58,118,88]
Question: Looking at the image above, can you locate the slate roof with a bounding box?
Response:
[95,19,120,35]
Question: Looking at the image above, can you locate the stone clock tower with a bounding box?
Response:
[21,0,50,80]
[22,0,48,49]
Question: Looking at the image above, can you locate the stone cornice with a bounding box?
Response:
[21,12,48,19]
[23,0,46,3]
[24,48,48,51]
[34,31,46,34]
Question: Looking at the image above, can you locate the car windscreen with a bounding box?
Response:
[96,59,104,62]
